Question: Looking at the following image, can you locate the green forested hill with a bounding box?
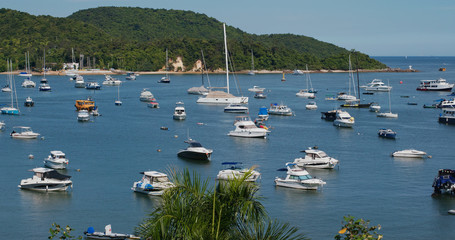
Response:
[0,7,387,72]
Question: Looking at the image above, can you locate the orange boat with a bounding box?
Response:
[75,99,96,111]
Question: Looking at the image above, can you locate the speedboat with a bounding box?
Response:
[10,126,40,139]
[268,103,293,116]
[432,169,455,195]
[85,82,101,90]
[21,78,36,88]
[77,110,90,122]
[296,89,315,99]
[84,225,139,240]
[254,92,267,99]
[392,149,427,158]
[275,163,326,190]
[131,171,174,196]
[74,75,85,88]
[44,151,69,169]
[306,101,317,110]
[294,147,339,169]
[147,101,159,108]
[378,128,396,139]
[173,102,186,120]
[224,104,248,113]
[333,110,354,127]
[369,103,381,112]
[24,96,34,107]
[177,139,213,161]
[18,167,72,192]
[1,85,11,92]
[439,110,455,125]
[102,75,122,86]
[360,79,392,91]
[216,162,261,182]
[125,72,137,80]
[257,107,269,121]
[248,86,265,92]
[139,88,154,102]
[38,83,51,91]
[228,116,269,138]
[417,78,454,91]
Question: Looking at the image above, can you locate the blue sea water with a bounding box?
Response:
[0,56,454,239]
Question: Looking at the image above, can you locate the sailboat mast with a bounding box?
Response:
[251,50,254,71]
[165,48,169,78]
[8,60,13,107]
[305,64,309,90]
[388,80,392,112]
[43,49,46,78]
[223,23,230,94]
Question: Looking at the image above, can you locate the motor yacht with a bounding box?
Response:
[437,99,455,109]
[439,110,455,125]
[378,128,396,139]
[254,92,267,99]
[224,104,248,113]
[74,75,85,88]
[216,162,261,182]
[268,103,293,116]
[173,102,186,120]
[306,101,317,110]
[228,116,269,138]
[139,88,154,102]
[18,167,72,192]
[360,79,392,92]
[21,78,36,88]
[77,110,90,122]
[24,96,34,107]
[257,107,269,121]
[38,83,51,91]
[44,151,69,169]
[10,126,40,139]
[432,169,455,195]
[417,78,454,91]
[102,75,122,86]
[333,110,354,127]
[275,163,326,190]
[177,139,213,161]
[248,86,265,92]
[85,82,101,90]
[392,149,427,158]
[131,171,174,196]
[294,147,339,169]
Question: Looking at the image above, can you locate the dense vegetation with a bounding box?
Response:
[0,7,387,72]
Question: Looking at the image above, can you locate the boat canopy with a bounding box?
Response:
[258,107,268,115]
[222,162,242,165]
[31,168,71,180]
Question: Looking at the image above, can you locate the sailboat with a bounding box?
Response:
[158,49,170,83]
[377,81,398,118]
[41,49,48,83]
[337,55,357,101]
[187,50,210,95]
[1,60,20,115]
[296,65,315,98]
[248,50,255,75]
[197,23,248,104]
[114,82,122,106]
[19,52,32,77]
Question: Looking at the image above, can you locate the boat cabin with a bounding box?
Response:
[75,99,96,111]
[31,168,71,181]
[304,149,328,159]
[141,171,170,184]
[50,151,66,159]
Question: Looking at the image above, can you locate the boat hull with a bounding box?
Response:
[333,119,354,128]
[274,179,319,190]
[197,96,248,104]
[439,116,455,125]
[177,150,211,161]
[173,114,186,120]
[19,182,72,192]
[228,130,267,138]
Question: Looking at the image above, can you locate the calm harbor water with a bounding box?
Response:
[1,56,454,239]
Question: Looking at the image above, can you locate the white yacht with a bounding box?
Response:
[306,101,318,110]
[369,103,381,112]
[228,116,269,138]
[18,168,72,192]
[275,163,326,190]
[377,86,398,118]
[437,99,455,109]
[21,77,36,88]
[102,75,122,86]
[296,89,315,99]
[173,102,186,120]
[10,126,40,139]
[224,104,248,113]
[248,86,265,92]
[257,107,269,121]
[392,149,427,158]
[77,110,90,122]
[131,171,174,196]
[197,23,248,104]
[74,75,85,88]
[216,162,261,182]
[44,151,69,169]
[85,82,101,90]
[360,79,392,92]
[268,103,293,116]
[417,78,454,91]
[139,88,154,102]
[177,139,213,161]
[296,65,316,98]
[125,72,137,80]
[39,83,52,91]
[294,147,339,169]
[1,85,11,92]
[24,96,34,107]
[333,110,354,128]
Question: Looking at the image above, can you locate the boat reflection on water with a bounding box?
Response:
[19,188,72,209]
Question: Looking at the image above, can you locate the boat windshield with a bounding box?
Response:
[298,175,312,180]
[189,142,203,147]
[154,176,169,182]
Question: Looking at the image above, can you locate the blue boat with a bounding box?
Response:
[257,107,269,120]
[378,128,396,139]
[432,169,455,195]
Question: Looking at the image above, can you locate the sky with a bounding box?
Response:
[2,0,455,56]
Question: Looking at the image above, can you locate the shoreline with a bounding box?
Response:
[0,68,418,76]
